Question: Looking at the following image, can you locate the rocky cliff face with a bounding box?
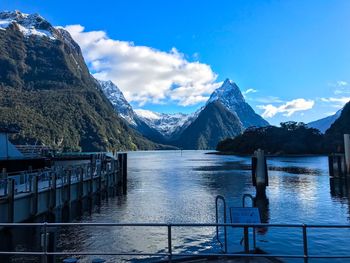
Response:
[207,79,269,128]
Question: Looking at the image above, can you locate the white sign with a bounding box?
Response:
[230,207,261,224]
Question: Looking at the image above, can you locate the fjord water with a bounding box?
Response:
[51,150,350,263]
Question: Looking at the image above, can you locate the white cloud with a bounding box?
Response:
[328,80,348,87]
[253,96,284,104]
[243,88,258,96]
[64,25,219,106]
[321,97,350,107]
[258,98,314,118]
[337,81,348,86]
[328,80,349,95]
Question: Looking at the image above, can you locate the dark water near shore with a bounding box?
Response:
[2,150,350,262]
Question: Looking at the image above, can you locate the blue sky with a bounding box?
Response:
[1,0,350,125]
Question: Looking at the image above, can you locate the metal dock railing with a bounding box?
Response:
[1,222,350,262]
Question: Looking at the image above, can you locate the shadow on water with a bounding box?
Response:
[268,166,322,175]
[194,161,322,176]
[255,197,270,236]
[330,177,350,200]
[193,161,251,172]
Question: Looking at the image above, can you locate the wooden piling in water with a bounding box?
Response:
[66,170,71,207]
[117,154,124,192]
[252,149,268,199]
[89,163,93,199]
[79,167,84,201]
[7,178,14,223]
[122,153,127,195]
[328,154,347,177]
[345,134,350,175]
[32,175,39,216]
[49,173,56,212]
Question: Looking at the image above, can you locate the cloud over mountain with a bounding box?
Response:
[258,98,314,118]
[65,25,219,106]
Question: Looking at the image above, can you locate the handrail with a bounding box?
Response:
[215,195,227,253]
[1,222,350,263]
[2,222,350,227]
[242,194,254,208]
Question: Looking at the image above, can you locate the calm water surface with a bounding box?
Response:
[32,151,350,262]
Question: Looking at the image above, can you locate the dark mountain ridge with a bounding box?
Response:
[173,101,244,149]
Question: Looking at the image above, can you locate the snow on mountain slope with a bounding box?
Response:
[0,11,82,54]
[308,108,343,133]
[98,80,137,125]
[208,79,245,105]
[135,109,192,138]
[207,78,269,128]
[0,11,55,39]
[134,109,161,120]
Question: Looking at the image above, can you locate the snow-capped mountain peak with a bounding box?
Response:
[208,78,245,105]
[206,78,268,128]
[98,80,137,125]
[0,10,55,39]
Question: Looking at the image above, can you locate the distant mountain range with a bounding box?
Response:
[100,78,269,149]
[0,10,270,151]
[308,109,343,133]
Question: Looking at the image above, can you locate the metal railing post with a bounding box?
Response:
[167,225,172,262]
[41,222,48,263]
[215,195,227,253]
[302,224,308,263]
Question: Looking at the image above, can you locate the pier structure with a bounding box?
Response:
[0,153,128,223]
[328,134,350,177]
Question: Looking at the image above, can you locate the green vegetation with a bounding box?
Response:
[216,122,325,154]
[217,101,350,155]
[0,24,162,152]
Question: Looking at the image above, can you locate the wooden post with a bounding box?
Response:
[328,155,334,177]
[345,134,350,175]
[7,178,15,223]
[32,175,39,216]
[105,164,109,198]
[253,149,268,199]
[67,170,71,206]
[89,163,93,199]
[122,153,127,195]
[117,154,124,193]
[1,168,7,180]
[113,160,117,192]
[98,173,102,194]
[49,173,57,212]
[337,155,343,177]
[80,167,84,200]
